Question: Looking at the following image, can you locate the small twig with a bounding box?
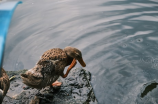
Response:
[9,76,16,81]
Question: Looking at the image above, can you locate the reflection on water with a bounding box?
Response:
[3,0,158,103]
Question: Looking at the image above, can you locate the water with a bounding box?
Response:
[2,0,158,103]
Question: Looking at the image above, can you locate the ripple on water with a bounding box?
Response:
[3,0,158,103]
[144,25,157,29]
[151,58,158,69]
[122,43,128,48]
[141,56,154,64]
[136,38,143,43]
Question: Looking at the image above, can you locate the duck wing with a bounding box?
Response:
[37,48,69,76]
[40,48,67,61]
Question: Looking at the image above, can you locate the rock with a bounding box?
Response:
[2,68,98,104]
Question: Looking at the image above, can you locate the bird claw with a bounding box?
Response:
[52,81,62,87]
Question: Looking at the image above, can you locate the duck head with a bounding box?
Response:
[21,65,43,88]
[64,46,86,67]
[21,60,55,89]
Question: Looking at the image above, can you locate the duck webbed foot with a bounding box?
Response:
[51,81,62,87]
[62,58,77,78]
[50,81,61,93]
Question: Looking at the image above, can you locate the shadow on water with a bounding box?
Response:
[3,0,158,103]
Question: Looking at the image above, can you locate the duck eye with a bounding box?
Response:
[76,54,80,58]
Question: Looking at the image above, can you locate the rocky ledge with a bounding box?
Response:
[2,68,97,104]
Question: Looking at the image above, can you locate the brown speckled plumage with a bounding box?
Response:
[21,46,86,89]
[40,48,67,61]
[0,68,10,103]
[37,48,73,76]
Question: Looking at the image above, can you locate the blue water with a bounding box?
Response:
[3,0,158,103]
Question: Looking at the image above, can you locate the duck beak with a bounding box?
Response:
[78,57,86,67]
[21,73,28,78]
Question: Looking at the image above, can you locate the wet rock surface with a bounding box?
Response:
[141,81,158,98]
[136,81,158,104]
[2,68,97,104]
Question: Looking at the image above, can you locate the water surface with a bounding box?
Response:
[3,0,158,103]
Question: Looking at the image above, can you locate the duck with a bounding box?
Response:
[21,46,86,89]
[0,68,10,104]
